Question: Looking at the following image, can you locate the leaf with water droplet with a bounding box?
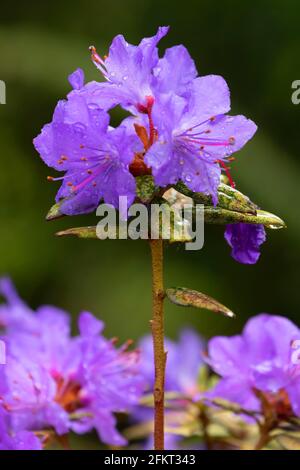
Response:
[175,181,257,215]
[202,207,286,228]
[166,287,235,318]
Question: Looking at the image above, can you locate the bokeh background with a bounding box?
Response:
[0,0,299,343]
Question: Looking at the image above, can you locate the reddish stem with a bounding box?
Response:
[149,238,166,450]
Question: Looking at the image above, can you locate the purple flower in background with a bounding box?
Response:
[0,277,36,332]
[68,312,144,446]
[207,314,300,418]
[34,72,137,215]
[0,408,42,450]
[140,328,204,397]
[144,78,257,203]
[224,223,266,264]
[0,279,144,449]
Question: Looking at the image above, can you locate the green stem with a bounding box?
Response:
[149,238,167,450]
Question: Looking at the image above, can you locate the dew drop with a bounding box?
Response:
[73,122,86,138]
[87,102,100,111]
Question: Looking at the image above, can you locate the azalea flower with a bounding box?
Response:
[33,71,138,215]
[144,80,256,202]
[207,314,300,418]
[0,279,144,448]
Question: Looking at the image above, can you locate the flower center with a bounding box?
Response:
[258,388,293,420]
[54,376,83,413]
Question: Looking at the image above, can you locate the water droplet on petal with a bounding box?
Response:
[73,122,86,138]
[87,102,100,111]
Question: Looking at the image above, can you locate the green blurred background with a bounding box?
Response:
[0,0,299,342]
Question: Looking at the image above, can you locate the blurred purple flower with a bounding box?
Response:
[207,314,300,418]
[224,223,266,264]
[0,279,144,448]
[140,328,204,397]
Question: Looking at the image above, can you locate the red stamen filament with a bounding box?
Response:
[217,159,236,188]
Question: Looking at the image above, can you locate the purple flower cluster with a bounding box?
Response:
[0,278,144,450]
[207,314,300,418]
[34,27,256,215]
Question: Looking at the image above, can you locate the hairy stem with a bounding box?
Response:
[149,238,167,450]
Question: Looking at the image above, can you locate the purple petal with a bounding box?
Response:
[180,75,231,129]
[94,409,127,446]
[0,277,24,307]
[252,364,289,392]
[68,68,85,90]
[200,114,257,159]
[78,312,104,337]
[92,27,169,107]
[153,45,197,95]
[224,223,266,264]
[243,314,300,364]
[174,329,205,395]
[144,139,180,186]
[138,26,170,68]
[207,377,260,412]
[177,150,221,204]
[286,382,300,416]
[207,335,247,378]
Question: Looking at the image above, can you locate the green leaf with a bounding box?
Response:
[166,287,235,318]
[46,199,67,221]
[202,207,286,228]
[175,181,286,228]
[135,175,158,203]
[56,226,99,239]
[175,181,257,215]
